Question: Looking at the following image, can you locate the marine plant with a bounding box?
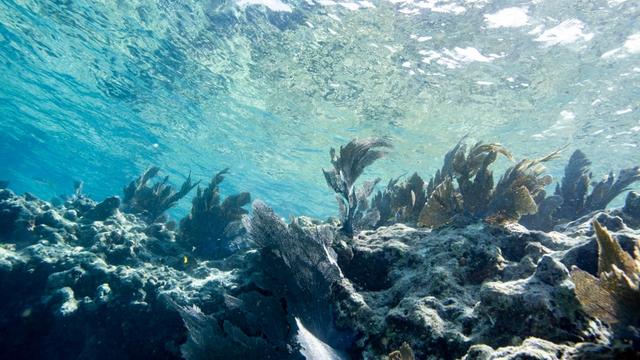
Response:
[323,137,392,237]
[371,173,427,227]
[122,166,198,222]
[521,150,640,231]
[416,138,557,227]
[570,220,640,339]
[179,169,250,258]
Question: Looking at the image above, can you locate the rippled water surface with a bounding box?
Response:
[1,0,639,217]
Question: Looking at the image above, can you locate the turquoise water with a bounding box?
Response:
[1,0,639,218]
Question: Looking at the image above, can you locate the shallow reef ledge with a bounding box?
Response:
[1,187,640,359]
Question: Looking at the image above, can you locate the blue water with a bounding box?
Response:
[1,0,639,218]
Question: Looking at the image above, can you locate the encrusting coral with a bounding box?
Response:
[122,166,198,223]
[570,220,640,341]
[179,169,250,258]
[522,150,640,231]
[323,137,392,237]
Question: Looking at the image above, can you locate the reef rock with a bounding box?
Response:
[1,189,639,359]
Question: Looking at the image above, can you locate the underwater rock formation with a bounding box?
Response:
[179,169,250,259]
[1,140,640,359]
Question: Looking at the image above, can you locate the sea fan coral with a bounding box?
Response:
[485,150,559,222]
[179,169,250,258]
[122,166,198,222]
[371,172,427,226]
[417,138,555,227]
[323,137,392,236]
[570,220,640,338]
[245,200,344,343]
[521,150,640,231]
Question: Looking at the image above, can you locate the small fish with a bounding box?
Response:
[183,256,189,265]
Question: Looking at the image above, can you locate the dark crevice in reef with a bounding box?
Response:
[1,137,640,359]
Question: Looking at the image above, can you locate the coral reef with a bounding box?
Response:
[179,169,250,258]
[122,166,199,223]
[522,150,640,231]
[1,138,640,359]
[323,137,392,237]
[1,183,640,359]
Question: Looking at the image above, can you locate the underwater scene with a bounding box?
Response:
[1,0,640,358]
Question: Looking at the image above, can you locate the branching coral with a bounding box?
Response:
[323,137,392,237]
[122,166,198,222]
[521,150,640,231]
[179,169,250,258]
[570,220,640,338]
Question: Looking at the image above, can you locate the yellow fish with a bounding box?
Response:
[183,256,188,265]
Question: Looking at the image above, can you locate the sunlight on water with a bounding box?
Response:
[0,0,638,218]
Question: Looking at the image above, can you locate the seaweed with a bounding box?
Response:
[371,173,427,226]
[418,177,463,227]
[179,169,250,258]
[521,150,640,230]
[570,220,640,339]
[323,137,392,237]
[417,138,524,227]
[586,167,640,212]
[122,166,199,222]
[485,150,559,223]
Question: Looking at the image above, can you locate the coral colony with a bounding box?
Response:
[1,137,640,359]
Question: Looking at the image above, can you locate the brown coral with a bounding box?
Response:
[570,220,640,333]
